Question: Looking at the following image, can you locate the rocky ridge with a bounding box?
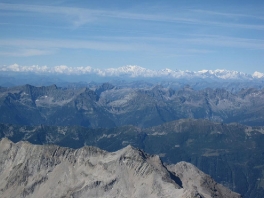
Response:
[0,138,240,198]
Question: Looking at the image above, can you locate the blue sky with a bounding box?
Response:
[0,0,264,73]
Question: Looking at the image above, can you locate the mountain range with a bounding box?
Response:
[1,82,264,197]
[1,84,264,127]
[1,64,264,80]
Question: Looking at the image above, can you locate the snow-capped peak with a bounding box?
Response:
[198,70,209,74]
[196,69,249,79]
[252,71,264,79]
[0,64,263,80]
[102,65,156,77]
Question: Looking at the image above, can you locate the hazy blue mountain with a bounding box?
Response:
[1,84,264,127]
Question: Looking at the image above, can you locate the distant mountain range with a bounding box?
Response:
[1,64,264,80]
[1,84,264,127]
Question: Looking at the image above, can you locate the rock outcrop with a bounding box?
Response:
[0,138,241,198]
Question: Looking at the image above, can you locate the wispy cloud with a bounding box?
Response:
[0,3,199,27]
[0,3,263,30]
[81,35,264,50]
[184,35,264,50]
[0,49,54,57]
[201,21,264,30]
[189,9,264,20]
[0,34,263,58]
[0,39,146,52]
[89,35,264,49]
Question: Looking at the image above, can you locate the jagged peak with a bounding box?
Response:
[118,144,138,154]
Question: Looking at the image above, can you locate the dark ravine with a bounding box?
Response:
[1,119,264,197]
[0,138,241,198]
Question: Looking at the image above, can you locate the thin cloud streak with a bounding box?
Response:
[0,3,263,30]
[0,35,264,57]
[184,36,264,50]
[0,3,195,25]
[0,35,263,58]
[189,9,264,20]
[0,39,149,52]
[0,49,54,57]
[71,35,264,50]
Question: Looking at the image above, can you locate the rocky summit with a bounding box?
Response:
[0,138,240,198]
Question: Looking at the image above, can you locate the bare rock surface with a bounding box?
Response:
[0,138,241,198]
[167,162,240,198]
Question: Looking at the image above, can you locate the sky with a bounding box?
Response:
[0,0,264,74]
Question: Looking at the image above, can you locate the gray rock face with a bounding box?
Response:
[0,138,240,198]
[167,162,240,198]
